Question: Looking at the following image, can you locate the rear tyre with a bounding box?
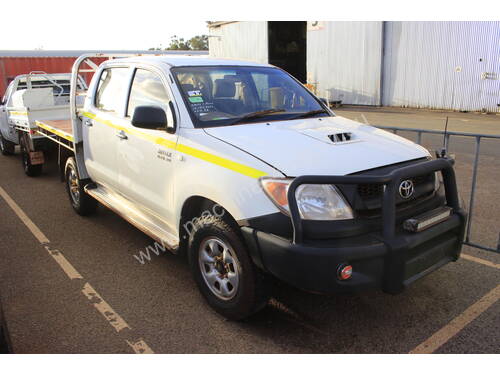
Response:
[65,157,97,216]
[188,214,269,320]
[0,134,15,156]
[19,137,42,177]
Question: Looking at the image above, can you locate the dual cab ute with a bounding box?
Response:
[2,54,467,320]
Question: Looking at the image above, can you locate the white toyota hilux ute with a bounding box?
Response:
[20,54,468,320]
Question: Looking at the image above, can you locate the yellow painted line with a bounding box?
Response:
[0,186,49,244]
[44,245,83,280]
[82,111,268,179]
[461,253,500,270]
[410,284,500,354]
[126,338,155,354]
[35,120,74,142]
[81,282,131,333]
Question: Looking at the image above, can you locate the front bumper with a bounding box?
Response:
[241,158,467,294]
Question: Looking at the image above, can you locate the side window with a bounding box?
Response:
[94,68,129,113]
[127,69,170,117]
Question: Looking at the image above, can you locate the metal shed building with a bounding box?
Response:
[208,21,500,112]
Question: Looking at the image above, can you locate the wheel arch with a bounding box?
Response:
[178,195,240,256]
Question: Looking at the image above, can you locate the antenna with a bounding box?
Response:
[439,116,449,158]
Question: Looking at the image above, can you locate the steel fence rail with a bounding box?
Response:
[375,125,500,254]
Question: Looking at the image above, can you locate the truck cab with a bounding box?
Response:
[59,55,467,320]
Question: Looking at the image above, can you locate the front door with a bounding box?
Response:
[117,67,178,224]
[83,67,131,189]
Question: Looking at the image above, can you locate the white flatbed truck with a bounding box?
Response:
[0,54,467,320]
[0,72,87,175]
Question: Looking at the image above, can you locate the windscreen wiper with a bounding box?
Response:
[292,109,330,119]
[231,109,286,125]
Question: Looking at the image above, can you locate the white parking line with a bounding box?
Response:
[410,284,500,354]
[0,186,49,244]
[126,338,155,354]
[82,282,130,332]
[44,245,83,279]
[461,253,500,270]
[0,184,154,354]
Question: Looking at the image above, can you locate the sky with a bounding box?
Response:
[2,0,496,50]
[1,1,208,50]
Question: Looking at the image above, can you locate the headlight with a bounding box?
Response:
[260,178,354,220]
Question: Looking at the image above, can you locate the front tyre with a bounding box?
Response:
[65,157,97,216]
[188,215,269,320]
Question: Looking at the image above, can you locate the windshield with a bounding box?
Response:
[172,66,330,128]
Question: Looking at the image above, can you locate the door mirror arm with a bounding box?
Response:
[166,101,177,134]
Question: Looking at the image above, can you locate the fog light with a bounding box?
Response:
[338,264,352,280]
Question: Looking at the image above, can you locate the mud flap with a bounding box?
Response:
[29,151,44,165]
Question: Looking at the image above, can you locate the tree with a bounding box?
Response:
[164,34,209,51]
[188,35,208,50]
[166,35,191,50]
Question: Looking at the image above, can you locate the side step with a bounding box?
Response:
[84,183,179,252]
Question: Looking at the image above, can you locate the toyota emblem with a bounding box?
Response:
[399,180,414,199]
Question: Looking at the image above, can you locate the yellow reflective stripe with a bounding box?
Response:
[81,111,268,179]
[176,143,268,179]
[35,121,74,142]
[9,111,28,117]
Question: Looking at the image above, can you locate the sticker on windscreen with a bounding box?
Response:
[189,96,204,103]
[188,90,203,97]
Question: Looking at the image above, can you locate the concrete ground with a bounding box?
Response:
[335,105,500,135]
[0,107,499,353]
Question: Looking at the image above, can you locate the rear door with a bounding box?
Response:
[82,66,132,188]
[117,66,178,223]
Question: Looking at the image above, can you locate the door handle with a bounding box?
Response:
[84,119,93,127]
[116,130,128,140]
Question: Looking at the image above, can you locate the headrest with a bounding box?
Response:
[214,79,236,98]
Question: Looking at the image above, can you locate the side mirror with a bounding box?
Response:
[131,105,167,130]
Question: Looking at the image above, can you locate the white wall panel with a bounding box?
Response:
[307,21,383,105]
[209,22,268,64]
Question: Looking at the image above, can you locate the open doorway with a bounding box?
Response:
[268,21,307,83]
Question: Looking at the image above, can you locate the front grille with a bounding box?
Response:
[357,174,430,199]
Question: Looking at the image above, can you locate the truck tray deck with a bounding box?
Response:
[35,119,74,151]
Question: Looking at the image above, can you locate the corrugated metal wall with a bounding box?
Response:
[209,22,269,63]
[0,57,106,96]
[383,21,500,112]
[208,21,500,112]
[307,21,383,105]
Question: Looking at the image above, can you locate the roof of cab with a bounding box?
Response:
[112,55,272,68]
